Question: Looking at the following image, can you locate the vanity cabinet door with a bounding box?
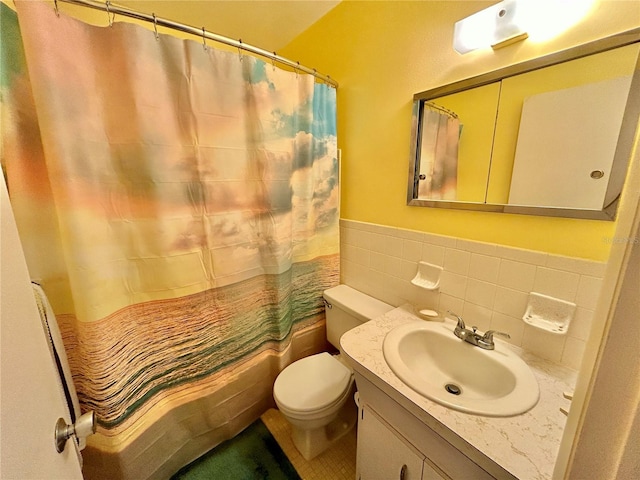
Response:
[357,405,425,480]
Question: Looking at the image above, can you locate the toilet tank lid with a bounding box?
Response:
[323,285,394,321]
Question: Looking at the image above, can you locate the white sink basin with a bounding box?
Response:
[383,321,539,416]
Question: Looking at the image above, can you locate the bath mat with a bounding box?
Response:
[171,419,301,480]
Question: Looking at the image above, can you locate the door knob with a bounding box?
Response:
[55,411,96,453]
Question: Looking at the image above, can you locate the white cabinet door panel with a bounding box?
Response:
[357,406,424,480]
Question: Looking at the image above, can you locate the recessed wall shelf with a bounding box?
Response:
[411,261,443,291]
[523,292,576,335]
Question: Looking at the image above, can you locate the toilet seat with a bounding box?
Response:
[274,352,352,414]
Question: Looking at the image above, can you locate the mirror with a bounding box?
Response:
[408,28,640,220]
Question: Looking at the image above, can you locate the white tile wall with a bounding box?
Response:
[340,219,607,370]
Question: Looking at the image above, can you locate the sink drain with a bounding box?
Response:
[445,383,461,395]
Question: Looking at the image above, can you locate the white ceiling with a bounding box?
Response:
[116,0,341,52]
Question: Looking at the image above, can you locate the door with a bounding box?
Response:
[0,175,84,479]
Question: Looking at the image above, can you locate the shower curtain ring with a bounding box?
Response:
[202,27,207,51]
[152,14,159,40]
[294,61,300,78]
[53,0,60,17]
[238,39,244,61]
[272,53,277,71]
[105,1,114,27]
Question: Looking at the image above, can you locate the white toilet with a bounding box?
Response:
[273,284,394,460]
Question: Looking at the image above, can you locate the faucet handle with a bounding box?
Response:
[482,330,511,343]
[447,311,465,330]
[477,330,511,350]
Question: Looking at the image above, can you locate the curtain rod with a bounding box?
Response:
[53,0,338,88]
[424,101,458,119]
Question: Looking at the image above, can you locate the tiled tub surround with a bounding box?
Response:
[342,306,578,480]
[340,219,606,370]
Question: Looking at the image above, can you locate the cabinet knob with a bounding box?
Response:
[400,464,407,480]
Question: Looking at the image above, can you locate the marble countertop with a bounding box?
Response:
[341,305,578,480]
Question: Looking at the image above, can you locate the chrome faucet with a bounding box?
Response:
[448,311,510,350]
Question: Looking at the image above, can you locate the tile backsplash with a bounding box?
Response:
[340,219,607,370]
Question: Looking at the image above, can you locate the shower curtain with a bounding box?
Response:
[1,2,339,478]
[417,108,460,200]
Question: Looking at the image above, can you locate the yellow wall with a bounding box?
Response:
[281,0,640,261]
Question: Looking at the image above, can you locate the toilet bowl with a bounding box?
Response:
[274,352,356,460]
[273,285,393,460]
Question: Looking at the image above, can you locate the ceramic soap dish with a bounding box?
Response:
[411,261,443,291]
[523,292,576,335]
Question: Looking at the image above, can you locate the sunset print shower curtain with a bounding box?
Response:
[1,2,339,478]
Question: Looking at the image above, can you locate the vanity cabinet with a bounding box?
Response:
[354,372,503,480]
[357,404,447,480]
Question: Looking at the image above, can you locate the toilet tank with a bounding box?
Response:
[323,285,394,350]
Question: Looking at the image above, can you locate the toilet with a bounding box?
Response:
[273,285,394,460]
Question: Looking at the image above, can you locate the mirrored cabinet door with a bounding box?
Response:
[416,83,500,203]
[487,42,639,206]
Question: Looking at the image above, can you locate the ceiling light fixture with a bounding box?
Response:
[453,0,528,55]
